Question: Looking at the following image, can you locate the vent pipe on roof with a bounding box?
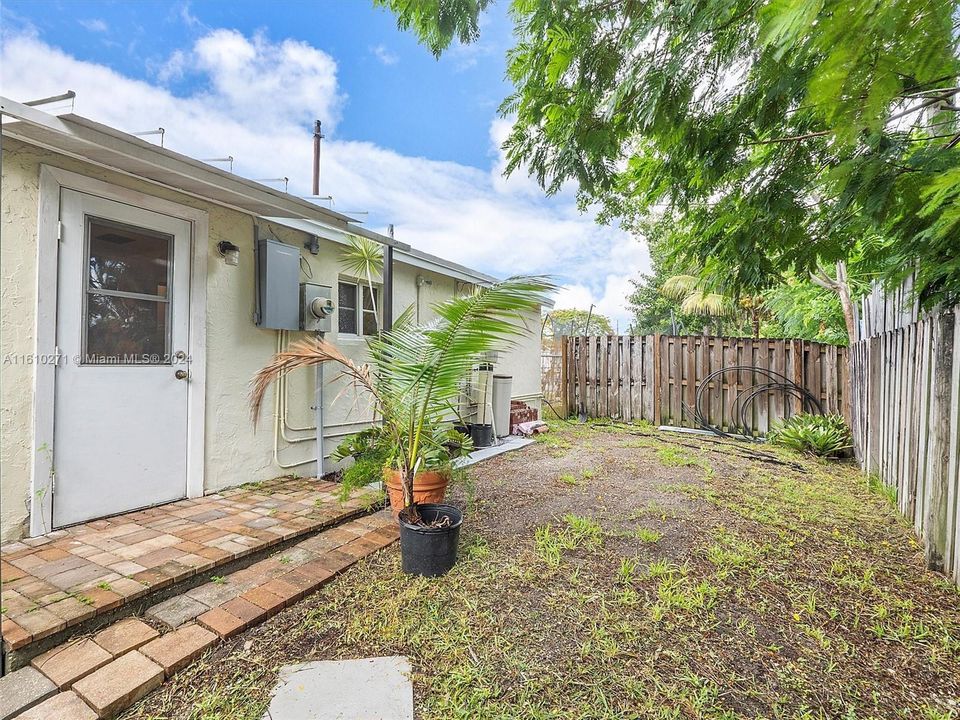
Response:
[312,120,323,196]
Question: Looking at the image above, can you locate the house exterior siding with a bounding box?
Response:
[0,139,542,542]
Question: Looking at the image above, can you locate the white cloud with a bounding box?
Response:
[370,44,398,66]
[176,2,202,29]
[0,31,648,329]
[78,18,108,33]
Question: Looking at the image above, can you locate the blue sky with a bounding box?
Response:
[0,1,648,328]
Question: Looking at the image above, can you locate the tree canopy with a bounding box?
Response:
[381,0,960,307]
[544,307,614,336]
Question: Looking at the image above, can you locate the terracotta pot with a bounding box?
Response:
[384,468,451,517]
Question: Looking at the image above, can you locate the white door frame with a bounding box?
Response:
[31,165,208,536]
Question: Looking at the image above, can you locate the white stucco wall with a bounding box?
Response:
[0,139,542,542]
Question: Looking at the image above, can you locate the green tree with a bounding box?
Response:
[544,308,613,336]
[381,0,960,307]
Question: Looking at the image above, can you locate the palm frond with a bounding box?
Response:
[249,338,377,425]
[680,292,734,317]
[339,235,383,279]
[660,274,701,300]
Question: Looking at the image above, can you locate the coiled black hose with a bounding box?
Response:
[693,366,824,440]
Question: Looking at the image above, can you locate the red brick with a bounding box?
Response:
[220,597,265,628]
[93,618,159,657]
[281,569,324,594]
[239,586,286,616]
[73,650,163,718]
[197,607,245,638]
[0,560,27,582]
[35,548,72,562]
[83,587,124,612]
[140,623,218,677]
[32,637,113,689]
[261,577,303,605]
[313,550,356,574]
[10,607,65,642]
[1,617,31,649]
[46,596,97,627]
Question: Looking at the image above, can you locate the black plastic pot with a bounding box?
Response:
[398,503,463,577]
[469,422,493,448]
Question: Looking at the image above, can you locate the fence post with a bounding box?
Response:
[559,336,569,418]
[652,333,662,425]
[927,310,956,572]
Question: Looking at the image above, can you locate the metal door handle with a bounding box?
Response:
[175,369,189,380]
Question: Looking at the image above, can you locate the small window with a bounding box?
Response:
[362,285,378,336]
[338,280,380,336]
[338,281,358,335]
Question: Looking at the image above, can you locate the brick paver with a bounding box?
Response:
[93,618,159,657]
[73,651,164,718]
[12,690,97,720]
[1,477,376,652]
[140,624,217,677]
[145,594,208,629]
[0,665,57,719]
[31,637,112,689]
[196,607,246,639]
[3,511,400,720]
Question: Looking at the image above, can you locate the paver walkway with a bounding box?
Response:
[1,478,378,653]
[2,511,399,719]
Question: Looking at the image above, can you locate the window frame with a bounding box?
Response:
[81,214,174,365]
[337,278,380,338]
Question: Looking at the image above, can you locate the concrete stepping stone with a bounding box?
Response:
[0,665,57,719]
[261,656,413,720]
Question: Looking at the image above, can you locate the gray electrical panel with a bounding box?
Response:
[256,239,300,330]
[300,283,335,333]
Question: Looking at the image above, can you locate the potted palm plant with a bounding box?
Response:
[250,275,553,576]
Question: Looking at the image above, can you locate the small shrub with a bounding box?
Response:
[767,413,851,457]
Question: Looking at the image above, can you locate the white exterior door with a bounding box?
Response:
[53,189,193,527]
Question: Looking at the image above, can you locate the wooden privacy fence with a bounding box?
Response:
[850,303,960,581]
[560,335,849,434]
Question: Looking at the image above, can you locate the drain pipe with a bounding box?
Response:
[316,333,326,477]
[273,371,317,469]
[277,331,316,438]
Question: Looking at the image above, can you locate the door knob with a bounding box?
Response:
[175,369,189,380]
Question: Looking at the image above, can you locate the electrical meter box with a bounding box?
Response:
[256,239,300,330]
[301,283,335,333]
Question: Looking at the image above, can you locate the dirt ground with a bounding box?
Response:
[124,421,960,720]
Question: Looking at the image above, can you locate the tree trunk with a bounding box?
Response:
[834,261,858,347]
[810,261,858,347]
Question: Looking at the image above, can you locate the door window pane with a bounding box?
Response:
[83,216,172,365]
[85,295,169,364]
[88,218,171,298]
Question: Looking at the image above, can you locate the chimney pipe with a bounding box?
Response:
[312,120,323,196]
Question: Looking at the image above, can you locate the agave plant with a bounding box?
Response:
[251,275,554,522]
[767,413,852,457]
